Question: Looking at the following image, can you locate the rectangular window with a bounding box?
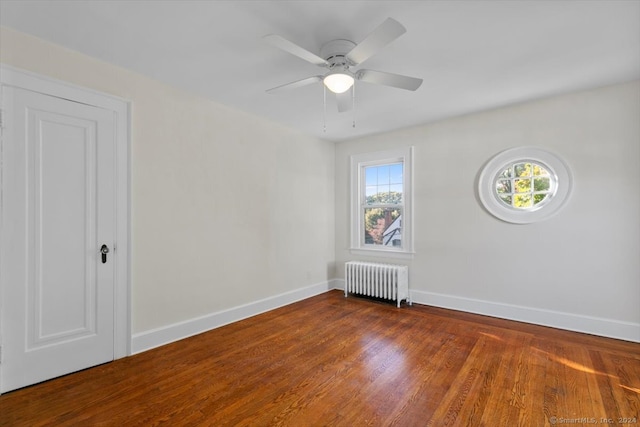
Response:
[363,162,403,247]
[350,147,413,257]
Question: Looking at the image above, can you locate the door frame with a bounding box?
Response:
[0,64,131,390]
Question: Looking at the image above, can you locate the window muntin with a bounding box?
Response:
[494,161,556,210]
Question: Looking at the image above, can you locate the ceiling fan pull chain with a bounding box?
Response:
[352,81,356,128]
[323,85,327,133]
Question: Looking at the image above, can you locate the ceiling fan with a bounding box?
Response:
[263,18,423,113]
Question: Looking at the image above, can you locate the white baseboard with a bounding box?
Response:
[333,279,639,343]
[412,289,639,343]
[132,280,338,354]
[133,280,638,353]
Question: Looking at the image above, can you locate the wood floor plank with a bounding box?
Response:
[426,333,505,426]
[476,331,532,426]
[598,351,640,420]
[515,337,549,427]
[1,290,638,426]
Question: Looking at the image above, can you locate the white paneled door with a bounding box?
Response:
[0,86,116,392]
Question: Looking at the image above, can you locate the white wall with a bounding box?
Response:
[1,27,336,341]
[335,81,640,342]
[2,26,638,345]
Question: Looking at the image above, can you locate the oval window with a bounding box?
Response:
[478,147,572,224]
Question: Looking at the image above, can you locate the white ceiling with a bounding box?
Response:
[1,0,639,142]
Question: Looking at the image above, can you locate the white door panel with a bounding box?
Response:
[1,86,115,392]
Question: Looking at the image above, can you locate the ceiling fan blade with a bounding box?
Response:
[346,18,406,65]
[266,76,323,94]
[357,69,423,91]
[335,89,352,113]
[263,34,329,67]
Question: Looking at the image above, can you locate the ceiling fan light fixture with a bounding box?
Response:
[323,71,354,94]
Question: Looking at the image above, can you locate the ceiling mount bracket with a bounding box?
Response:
[320,39,357,66]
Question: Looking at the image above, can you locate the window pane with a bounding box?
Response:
[390,184,403,199]
[389,163,403,184]
[499,194,512,206]
[377,165,390,185]
[514,194,532,208]
[514,163,531,177]
[498,167,512,179]
[363,207,402,246]
[365,186,377,198]
[514,179,531,193]
[534,177,550,192]
[534,193,548,205]
[365,167,377,186]
[496,179,511,194]
[533,164,549,176]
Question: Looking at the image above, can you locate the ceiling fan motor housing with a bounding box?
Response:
[320,39,357,68]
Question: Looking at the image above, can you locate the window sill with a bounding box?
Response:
[349,248,415,260]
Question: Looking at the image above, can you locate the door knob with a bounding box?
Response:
[100,244,109,264]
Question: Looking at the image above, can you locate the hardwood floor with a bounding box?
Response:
[1,290,639,426]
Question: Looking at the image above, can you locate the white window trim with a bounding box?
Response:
[478,146,573,224]
[350,147,414,258]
